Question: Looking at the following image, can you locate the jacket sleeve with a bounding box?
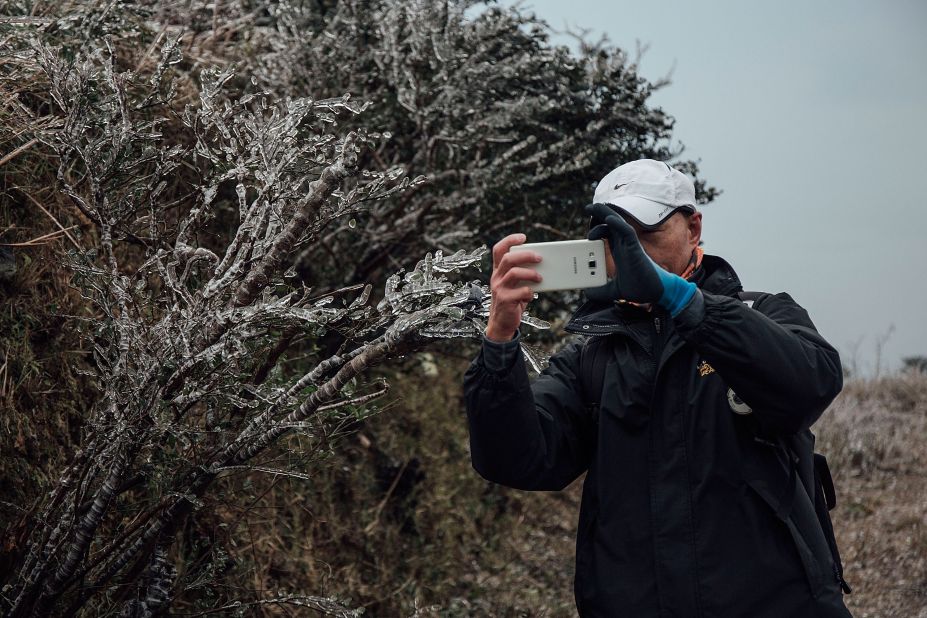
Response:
[463,334,594,491]
[673,289,843,435]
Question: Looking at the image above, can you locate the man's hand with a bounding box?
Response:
[584,203,696,315]
[485,233,542,341]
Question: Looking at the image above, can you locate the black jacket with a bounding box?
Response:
[463,255,851,617]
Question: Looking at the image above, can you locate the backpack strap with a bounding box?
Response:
[738,290,851,593]
[814,453,852,593]
[814,452,838,511]
[737,290,764,307]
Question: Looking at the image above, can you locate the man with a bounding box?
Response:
[463,159,852,617]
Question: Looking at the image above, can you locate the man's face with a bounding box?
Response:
[603,210,703,277]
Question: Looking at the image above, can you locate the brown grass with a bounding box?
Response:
[187,351,581,616]
[0,148,100,575]
[816,371,927,617]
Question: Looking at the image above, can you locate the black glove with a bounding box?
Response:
[584,203,697,315]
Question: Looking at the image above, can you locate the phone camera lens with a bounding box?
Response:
[588,260,597,268]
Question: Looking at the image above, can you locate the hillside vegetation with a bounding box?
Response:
[2,1,920,616]
[0,1,708,614]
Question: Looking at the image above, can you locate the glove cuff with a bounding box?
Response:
[658,275,698,317]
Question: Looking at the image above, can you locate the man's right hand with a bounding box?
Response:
[485,233,542,342]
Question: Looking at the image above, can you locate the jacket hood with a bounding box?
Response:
[564,254,743,334]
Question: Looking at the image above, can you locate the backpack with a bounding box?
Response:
[577,290,851,594]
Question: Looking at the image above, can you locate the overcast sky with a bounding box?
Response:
[499,0,927,375]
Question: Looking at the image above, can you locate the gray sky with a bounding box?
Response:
[501,0,927,375]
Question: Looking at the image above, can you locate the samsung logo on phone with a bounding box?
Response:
[572,256,578,274]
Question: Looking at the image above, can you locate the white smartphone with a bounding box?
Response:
[509,239,608,292]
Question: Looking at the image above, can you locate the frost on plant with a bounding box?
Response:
[0,3,553,615]
[0,0,703,614]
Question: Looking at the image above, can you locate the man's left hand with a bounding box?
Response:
[583,203,697,316]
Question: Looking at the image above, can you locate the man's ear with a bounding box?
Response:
[688,211,703,249]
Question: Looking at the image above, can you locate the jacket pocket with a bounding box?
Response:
[598,373,650,429]
[594,344,652,430]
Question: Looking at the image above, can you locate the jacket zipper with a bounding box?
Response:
[648,312,703,612]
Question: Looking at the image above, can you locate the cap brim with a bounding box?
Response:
[600,196,691,230]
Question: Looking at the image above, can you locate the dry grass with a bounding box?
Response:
[0,152,101,575]
[185,351,581,616]
[816,371,927,617]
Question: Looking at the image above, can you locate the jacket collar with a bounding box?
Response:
[564,254,744,336]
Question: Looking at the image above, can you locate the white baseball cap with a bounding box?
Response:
[592,159,697,229]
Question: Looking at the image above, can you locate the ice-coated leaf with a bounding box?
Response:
[520,342,551,374]
[418,321,479,339]
[520,313,551,330]
[348,283,372,309]
[438,306,466,320]
[431,247,487,273]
